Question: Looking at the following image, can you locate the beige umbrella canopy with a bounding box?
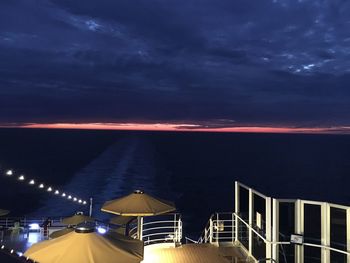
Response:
[101,190,175,216]
[25,225,143,263]
[101,190,176,239]
[62,214,94,225]
[0,209,9,216]
[110,216,136,225]
[49,228,74,239]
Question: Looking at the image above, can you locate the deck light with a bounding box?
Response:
[5,170,13,176]
[54,190,59,195]
[68,195,72,199]
[39,183,44,189]
[29,223,40,230]
[78,199,82,203]
[83,201,87,205]
[10,249,14,253]
[47,187,52,192]
[18,175,25,181]
[1,245,4,249]
[29,179,35,185]
[97,227,107,234]
[62,193,66,197]
[73,197,77,202]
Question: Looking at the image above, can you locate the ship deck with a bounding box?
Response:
[142,243,248,263]
[1,231,249,263]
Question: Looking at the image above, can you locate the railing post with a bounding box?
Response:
[272,199,279,262]
[209,217,213,244]
[216,213,219,246]
[266,197,272,261]
[235,181,239,243]
[232,212,235,245]
[249,188,253,256]
[322,203,330,263]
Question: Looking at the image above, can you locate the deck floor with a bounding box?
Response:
[142,243,249,263]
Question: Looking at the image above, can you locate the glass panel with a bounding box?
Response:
[253,194,266,232]
[279,202,295,263]
[238,186,249,250]
[304,204,321,244]
[330,207,347,263]
[252,194,266,259]
[304,204,321,263]
[252,232,266,260]
[304,246,321,263]
[330,207,347,251]
[330,251,347,263]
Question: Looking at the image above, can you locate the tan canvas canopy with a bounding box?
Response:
[49,228,74,239]
[101,190,176,239]
[101,190,176,216]
[25,229,143,263]
[0,209,9,216]
[62,214,94,225]
[110,216,136,225]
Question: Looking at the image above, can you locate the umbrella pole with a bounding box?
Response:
[137,216,143,240]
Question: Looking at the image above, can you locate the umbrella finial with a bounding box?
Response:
[134,190,144,194]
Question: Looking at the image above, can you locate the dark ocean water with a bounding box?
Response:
[1,128,350,238]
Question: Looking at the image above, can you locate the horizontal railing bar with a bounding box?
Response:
[143,226,177,232]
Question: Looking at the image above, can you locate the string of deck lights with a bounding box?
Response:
[3,169,87,205]
[0,244,36,262]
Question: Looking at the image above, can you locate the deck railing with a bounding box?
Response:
[129,213,182,246]
[0,217,64,228]
[197,212,235,245]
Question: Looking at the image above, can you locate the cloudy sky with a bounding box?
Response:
[1,0,350,132]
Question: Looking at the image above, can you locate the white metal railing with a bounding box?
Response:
[129,213,182,246]
[0,217,64,228]
[197,212,235,245]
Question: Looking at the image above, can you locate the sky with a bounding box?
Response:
[1,0,350,133]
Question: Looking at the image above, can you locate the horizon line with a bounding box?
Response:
[1,122,350,135]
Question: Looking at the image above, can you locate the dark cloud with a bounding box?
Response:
[1,0,350,127]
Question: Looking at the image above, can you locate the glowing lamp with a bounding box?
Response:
[73,197,77,202]
[29,179,35,185]
[18,175,25,181]
[97,227,107,234]
[83,201,87,205]
[78,199,82,203]
[62,193,66,197]
[29,223,40,230]
[39,183,44,189]
[1,245,4,249]
[5,170,13,176]
[54,190,59,195]
[68,195,72,199]
[47,187,52,192]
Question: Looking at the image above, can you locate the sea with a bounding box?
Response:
[0,128,350,238]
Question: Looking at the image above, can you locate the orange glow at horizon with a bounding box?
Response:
[3,122,350,134]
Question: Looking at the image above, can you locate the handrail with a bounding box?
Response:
[198,212,236,244]
[129,213,182,246]
[234,212,350,256]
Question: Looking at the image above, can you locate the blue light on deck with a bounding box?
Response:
[29,223,40,230]
[97,227,107,234]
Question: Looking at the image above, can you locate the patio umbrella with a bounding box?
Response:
[62,214,94,225]
[101,190,176,239]
[110,216,136,225]
[49,227,74,239]
[0,209,9,216]
[25,223,144,263]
